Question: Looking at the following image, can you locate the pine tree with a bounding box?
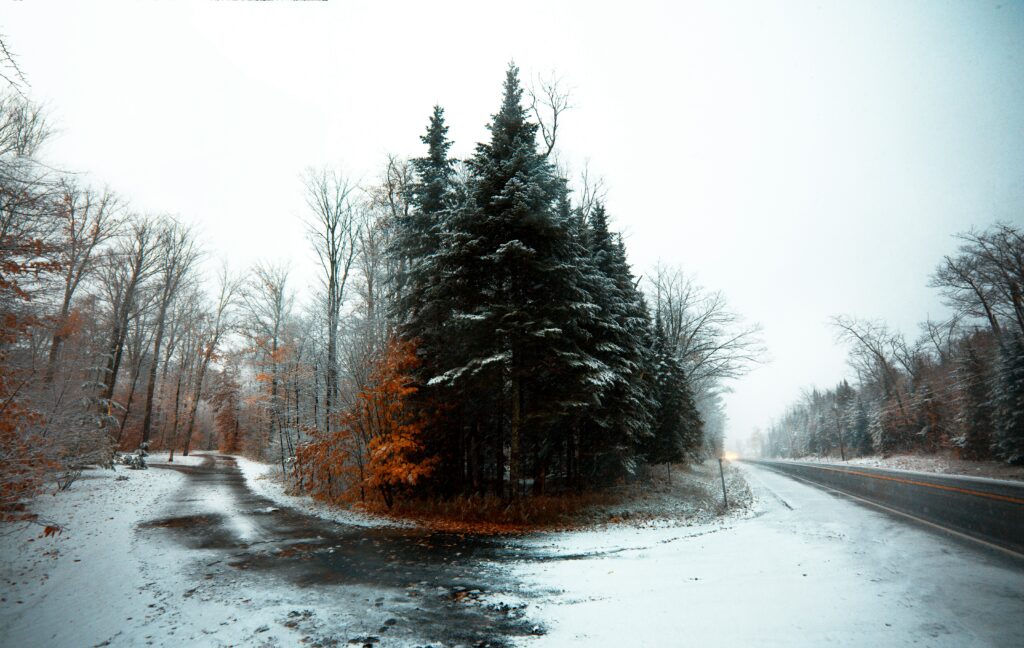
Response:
[581,204,656,476]
[851,396,873,456]
[394,105,455,327]
[991,334,1024,464]
[424,63,603,496]
[643,312,702,466]
[956,340,994,459]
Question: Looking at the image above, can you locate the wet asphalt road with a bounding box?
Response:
[145,455,541,647]
[747,459,1024,555]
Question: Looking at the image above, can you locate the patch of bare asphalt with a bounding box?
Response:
[142,455,545,647]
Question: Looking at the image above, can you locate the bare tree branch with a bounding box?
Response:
[528,73,572,159]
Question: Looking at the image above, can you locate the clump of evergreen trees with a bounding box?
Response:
[391,65,703,497]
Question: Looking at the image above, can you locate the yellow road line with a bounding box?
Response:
[803,464,1024,505]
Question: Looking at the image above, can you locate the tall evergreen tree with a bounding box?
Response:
[394,105,455,326]
[643,312,702,466]
[991,333,1024,464]
[580,204,656,476]
[424,64,604,496]
[851,396,873,456]
[956,340,994,459]
[412,106,455,218]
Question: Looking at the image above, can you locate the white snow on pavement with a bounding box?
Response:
[0,466,185,647]
[146,451,209,467]
[507,463,1024,647]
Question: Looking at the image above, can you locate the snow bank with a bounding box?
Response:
[571,460,755,530]
[785,452,1024,482]
[0,466,186,647]
[232,455,410,528]
[146,450,209,467]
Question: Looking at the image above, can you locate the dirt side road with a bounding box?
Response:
[140,454,536,647]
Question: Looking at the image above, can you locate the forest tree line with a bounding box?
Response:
[757,223,1024,465]
[1,64,763,519]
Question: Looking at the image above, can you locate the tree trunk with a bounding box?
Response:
[183,344,214,456]
[326,337,337,435]
[140,301,170,448]
[168,368,184,462]
[494,422,505,499]
[117,358,144,444]
[44,297,72,384]
[509,375,521,499]
[100,319,127,410]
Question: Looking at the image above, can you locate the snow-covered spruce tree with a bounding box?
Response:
[851,395,874,456]
[527,189,613,491]
[834,379,856,457]
[991,333,1024,464]
[423,64,606,497]
[389,106,472,496]
[579,204,657,477]
[393,105,455,323]
[955,338,994,459]
[642,312,702,467]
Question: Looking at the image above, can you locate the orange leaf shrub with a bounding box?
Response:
[296,338,436,508]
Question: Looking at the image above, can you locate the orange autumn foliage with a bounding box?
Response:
[1,235,60,522]
[296,338,437,509]
[0,386,53,522]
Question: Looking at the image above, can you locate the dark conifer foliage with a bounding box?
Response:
[579,204,656,476]
[991,334,1024,464]
[643,313,702,465]
[390,64,706,497]
[956,337,994,459]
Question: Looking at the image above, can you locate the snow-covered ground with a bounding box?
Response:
[505,462,1024,647]
[2,456,1021,647]
[570,460,754,529]
[146,451,209,467]
[0,455,405,647]
[0,464,185,647]
[783,452,1024,482]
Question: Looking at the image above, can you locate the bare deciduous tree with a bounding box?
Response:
[931,223,1024,338]
[919,316,961,366]
[304,168,360,435]
[96,217,158,425]
[648,264,766,395]
[241,262,294,471]
[528,74,572,159]
[572,163,607,225]
[831,315,909,421]
[0,34,29,92]
[180,267,240,457]
[44,181,121,383]
[139,218,200,449]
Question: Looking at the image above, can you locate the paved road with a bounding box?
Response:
[746,459,1024,555]
[506,464,1024,646]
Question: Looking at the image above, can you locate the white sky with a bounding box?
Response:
[5,1,1024,447]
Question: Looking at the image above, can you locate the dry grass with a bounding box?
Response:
[353,460,753,535]
[361,490,625,534]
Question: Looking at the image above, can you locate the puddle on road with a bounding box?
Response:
[141,513,222,529]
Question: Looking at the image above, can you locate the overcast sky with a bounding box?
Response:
[5,1,1024,448]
